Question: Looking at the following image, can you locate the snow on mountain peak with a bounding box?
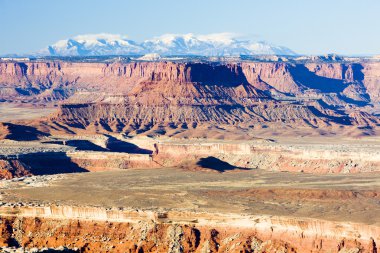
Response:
[137,53,162,61]
[147,33,235,45]
[37,33,296,56]
[72,33,128,41]
[196,33,237,45]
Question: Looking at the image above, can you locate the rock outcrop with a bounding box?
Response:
[153,140,380,173]
[0,159,31,179]
[1,60,377,101]
[0,205,378,253]
[0,60,379,136]
[1,136,379,176]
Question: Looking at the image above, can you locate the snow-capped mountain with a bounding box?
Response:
[41,34,144,56]
[142,33,295,56]
[38,33,296,56]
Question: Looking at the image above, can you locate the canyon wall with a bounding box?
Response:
[0,205,378,252]
[0,60,379,135]
[0,159,31,179]
[1,137,379,178]
[1,61,377,101]
[154,141,380,173]
[66,151,157,171]
[363,62,380,102]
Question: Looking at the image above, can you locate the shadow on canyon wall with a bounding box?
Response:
[290,65,347,93]
[105,135,153,154]
[349,63,365,82]
[196,156,250,173]
[307,106,352,125]
[20,152,88,175]
[62,136,153,154]
[2,123,50,141]
[187,63,249,87]
[65,140,108,152]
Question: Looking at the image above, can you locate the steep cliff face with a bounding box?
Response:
[154,140,380,173]
[363,62,380,102]
[0,206,378,253]
[0,61,266,102]
[0,61,376,101]
[305,63,348,80]
[241,62,373,100]
[242,62,301,93]
[0,60,379,134]
[0,159,31,179]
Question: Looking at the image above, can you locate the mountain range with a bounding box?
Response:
[37,33,296,56]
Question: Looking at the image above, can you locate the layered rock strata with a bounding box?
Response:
[0,137,379,178]
[0,205,378,253]
[0,60,379,135]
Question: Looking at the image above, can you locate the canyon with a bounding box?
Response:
[0,58,379,138]
[0,169,379,252]
[0,56,379,252]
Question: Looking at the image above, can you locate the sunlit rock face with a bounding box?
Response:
[0,60,378,135]
[0,205,378,252]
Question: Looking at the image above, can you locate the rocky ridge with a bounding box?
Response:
[0,205,378,252]
[0,136,379,179]
[0,60,379,136]
[0,167,379,253]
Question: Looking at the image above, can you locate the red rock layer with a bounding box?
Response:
[0,60,379,135]
[0,159,31,179]
[0,216,378,253]
[0,61,378,101]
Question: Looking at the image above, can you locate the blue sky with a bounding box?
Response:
[1,0,379,55]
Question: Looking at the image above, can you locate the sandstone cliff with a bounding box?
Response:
[0,205,378,253]
[1,61,377,101]
[0,60,379,135]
